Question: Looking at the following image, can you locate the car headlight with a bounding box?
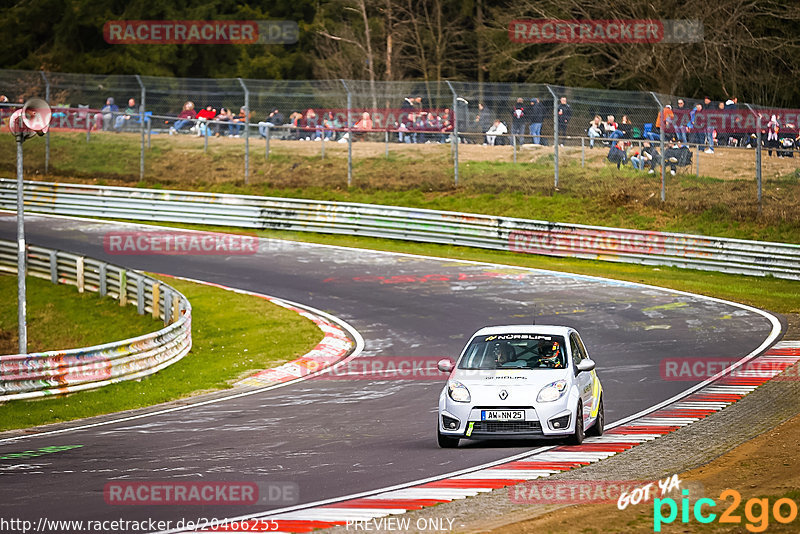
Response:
[537,380,568,402]
[447,381,471,403]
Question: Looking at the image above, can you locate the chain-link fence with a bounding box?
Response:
[2,68,798,205]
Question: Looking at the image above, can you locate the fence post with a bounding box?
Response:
[119,270,127,306]
[650,92,666,202]
[99,262,107,296]
[162,288,171,325]
[237,78,250,184]
[136,276,145,315]
[546,85,559,188]
[512,131,517,163]
[49,250,58,284]
[204,120,209,153]
[151,282,160,319]
[15,135,27,354]
[86,112,91,143]
[76,256,84,293]
[265,126,270,159]
[445,81,459,186]
[384,129,388,159]
[695,144,700,176]
[40,71,50,175]
[135,75,146,180]
[746,104,763,212]
[581,137,585,167]
[322,130,326,159]
[341,79,353,187]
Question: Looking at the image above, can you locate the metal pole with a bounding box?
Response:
[512,131,517,163]
[204,120,209,152]
[15,135,27,354]
[546,85,559,188]
[265,127,270,159]
[384,129,388,159]
[756,115,763,211]
[746,104,763,211]
[341,80,352,187]
[40,71,50,175]
[695,143,700,176]
[445,81,459,187]
[237,78,250,184]
[581,137,585,167]
[86,112,91,143]
[650,92,665,202]
[135,75,145,181]
[322,130,326,159]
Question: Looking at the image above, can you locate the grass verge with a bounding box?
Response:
[0,275,322,431]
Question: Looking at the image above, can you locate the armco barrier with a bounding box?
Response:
[0,239,192,401]
[1,179,799,280]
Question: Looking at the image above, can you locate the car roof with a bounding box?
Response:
[470,325,575,338]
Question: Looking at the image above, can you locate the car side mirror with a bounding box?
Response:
[576,359,596,373]
[437,359,455,373]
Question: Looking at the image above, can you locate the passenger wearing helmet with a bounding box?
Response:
[535,339,564,368]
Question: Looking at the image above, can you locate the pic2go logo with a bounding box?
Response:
[654,489,799,532]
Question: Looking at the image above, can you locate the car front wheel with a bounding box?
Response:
[437,429,460,448]
[567,402,584,445]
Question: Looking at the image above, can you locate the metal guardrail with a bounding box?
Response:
[0,238,192,401]
[1,179,799,281]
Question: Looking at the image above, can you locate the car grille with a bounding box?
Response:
[473,421,542,433]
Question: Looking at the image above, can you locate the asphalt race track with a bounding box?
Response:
[0,214,781,529]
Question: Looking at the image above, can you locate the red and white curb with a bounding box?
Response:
[235,299,353,388]
[188,341,800,533]
[157,276,355,389]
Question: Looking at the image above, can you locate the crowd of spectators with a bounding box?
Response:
[26,92,800,163]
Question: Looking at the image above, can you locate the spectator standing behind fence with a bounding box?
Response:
[655,104,674,141]
[475,103,493,144]
[674,99,688,143]
[557,97,571,145]
[485,118,507,146]
[95,97,118,131]
[766,115,780,157]
[511,97,526,145]
[1,95,10,126]
[258,108,284,138]
[169,101,196,135]
[528,98,545,145]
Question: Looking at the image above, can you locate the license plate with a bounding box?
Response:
[481,410,524,421]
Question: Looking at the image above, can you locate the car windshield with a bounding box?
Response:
[458,334,567,370]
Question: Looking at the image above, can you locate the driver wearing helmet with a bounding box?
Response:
[493,342,516,367]
[535,339,564,368]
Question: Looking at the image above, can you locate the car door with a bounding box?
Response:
[570,332,594,424]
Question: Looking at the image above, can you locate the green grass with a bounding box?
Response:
[0,275,158,354]
[0,275,322,431]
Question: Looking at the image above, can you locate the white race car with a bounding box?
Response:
[437,325,604,448]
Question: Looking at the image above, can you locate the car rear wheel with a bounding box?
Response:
[567,402,584,445]
[437,430,460,448]
[586,396,604,437]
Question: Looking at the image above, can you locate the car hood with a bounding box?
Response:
[450,368,569,390]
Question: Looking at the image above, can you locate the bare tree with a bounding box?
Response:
[483,0,800,104]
